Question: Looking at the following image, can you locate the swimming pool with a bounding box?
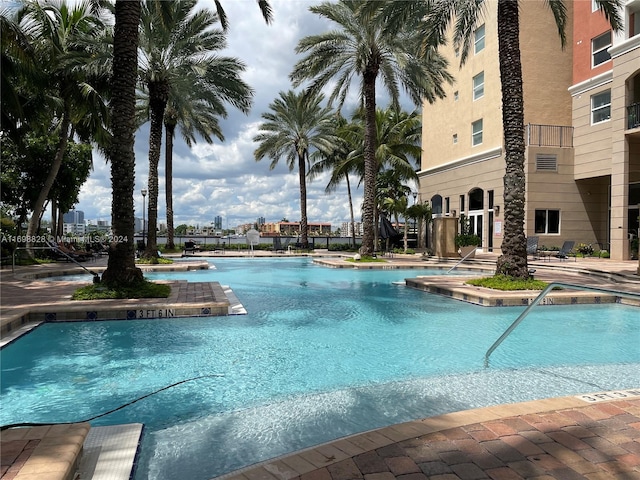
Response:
[1,257,639,479]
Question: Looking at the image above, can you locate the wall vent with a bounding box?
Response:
[536,154,558,172]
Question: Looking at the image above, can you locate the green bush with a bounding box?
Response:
[73,280,171,300]
[455,234,481,247]
[467,275,548,291]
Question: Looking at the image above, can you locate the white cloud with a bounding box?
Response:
[72,0,414,231]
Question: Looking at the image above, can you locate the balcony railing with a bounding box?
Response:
[627,102,640,130]
[527,124,573,148]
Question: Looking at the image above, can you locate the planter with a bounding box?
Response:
[459,245,477,258]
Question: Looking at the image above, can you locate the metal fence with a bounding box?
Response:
[527,123,573,148]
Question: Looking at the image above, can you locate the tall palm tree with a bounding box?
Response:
[103,0,271,283]
[102,0,143,286]
[382,0,622,278]
[16,0,109,254]
[290,0,452,256]
[308,114,361,248]
[254,90,339,249]
[161,52,253,251]
[138,0,249,259]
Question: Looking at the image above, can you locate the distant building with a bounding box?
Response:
[63,210,84,224]
[213,216,223,230]
[341,221,363,237]
[260,221,332,236]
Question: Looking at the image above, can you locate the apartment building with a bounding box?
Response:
[569,0,640,260]
[419,0,640,261]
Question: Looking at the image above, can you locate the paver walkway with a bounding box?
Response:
[222,395,640,480]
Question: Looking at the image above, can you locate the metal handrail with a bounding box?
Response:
[12,243,101,283]
[447,247,478,273]
[484,282,640,367]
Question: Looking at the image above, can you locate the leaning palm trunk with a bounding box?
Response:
[143,80,169,260]
[102,0,143,286]
[495,0,529,279]
[298,152,308,249]
[25,110,70,254]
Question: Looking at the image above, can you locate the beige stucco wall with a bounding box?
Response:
[572,81,615,179]
[421,4,501,170]
[520,0,574,127]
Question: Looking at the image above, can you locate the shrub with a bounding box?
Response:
[577,243,594,256]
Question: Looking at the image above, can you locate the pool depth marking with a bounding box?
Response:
[136,308,176,319]
[576,388,640,402]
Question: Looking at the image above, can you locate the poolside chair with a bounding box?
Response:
[183,241,199,255]
[526,236,539,259]
[556,240,576,261]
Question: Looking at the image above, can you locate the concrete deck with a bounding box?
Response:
[1,252,639,480]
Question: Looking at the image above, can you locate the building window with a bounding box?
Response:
[454,90,459,101]
[591,90,611,124]
[535,209,560,234]
[472,119,483,146]
[454,47,460,57]
[459,195,465,213]
[472,71,484,100]
[592,31,611,67]
[452,133,458,144]
[591,0,598,12]
[445,197,450,214]
[474,24,485,54]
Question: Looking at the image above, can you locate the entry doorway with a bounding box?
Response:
[468,211,483,243]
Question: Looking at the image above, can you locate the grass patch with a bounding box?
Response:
[135,256,174,265]
[467,275,548,291]
[72,280,171,300]
[345,255,386,263]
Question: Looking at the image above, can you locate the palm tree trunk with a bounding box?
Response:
[25,111,71,253]
[360,72,378,256]
[165,122,175,250]
[143,80,169,260]
[298,152,308,249]
[102,0,143,286]
[496,0,529,279]
[346,173,356,248]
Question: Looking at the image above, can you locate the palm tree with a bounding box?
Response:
[406,201,432,250]
[15,0,110,254]
[308,114,361,248]
[103,0,271,283]
[138,0,242,259]
[290,0,452,256]
[382,0,621,278]
[161,52,253,251]
[254,90,339,249]
[102,0,143,286]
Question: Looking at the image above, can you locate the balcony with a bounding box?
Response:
[628,102,640,130]
[527,124,573,148]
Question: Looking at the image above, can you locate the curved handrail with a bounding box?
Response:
[484,282,640,367]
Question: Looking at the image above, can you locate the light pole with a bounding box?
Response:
[141,188,147,249]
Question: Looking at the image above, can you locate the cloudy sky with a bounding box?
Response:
[77,0,418,231]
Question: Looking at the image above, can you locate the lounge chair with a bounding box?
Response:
[183,241,199,255]
[556,240,576,261]
[526,236,539,259]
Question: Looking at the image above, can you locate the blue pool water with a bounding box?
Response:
[1,257,639,480]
